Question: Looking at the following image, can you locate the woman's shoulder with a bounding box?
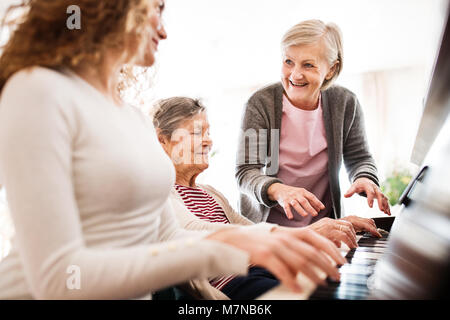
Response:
[197,184,223,198]
[322,84,360,113]
[243,82,283,119]
[1,67,76,107]
[324,84,358,100]
[1,67,77,113]
[248,82,283,102]
[4,66,71,92]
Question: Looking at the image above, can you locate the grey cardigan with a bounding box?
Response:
[235,82,379,223]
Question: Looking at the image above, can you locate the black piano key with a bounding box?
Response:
[356,243,388,249]
[344,257,378,266]
[357,242,389,248]
[346,251,384,260]
[312,283,370,300]
[328,275,370,287]
[358,240,388,245]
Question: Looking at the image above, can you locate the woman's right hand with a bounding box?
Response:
[206,227,345,294]
[306,217,358,249]
[267,183,325,219]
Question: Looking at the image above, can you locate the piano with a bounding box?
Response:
[260,4,450,301]
[309,217,394,300]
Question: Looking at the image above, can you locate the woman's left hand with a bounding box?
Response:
[340,215,382,238]
[344,177,391,216]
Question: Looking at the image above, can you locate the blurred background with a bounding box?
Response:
[0,0,448,261]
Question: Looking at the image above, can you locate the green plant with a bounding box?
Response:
[381,169,413,206]
[210,149,219,158]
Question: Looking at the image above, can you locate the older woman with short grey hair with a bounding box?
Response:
[236,20,390,243]
[152,97,353,299]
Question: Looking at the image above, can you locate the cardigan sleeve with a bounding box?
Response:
[342,95,379,187]
[235,94,283,208]
[0,70,249,300]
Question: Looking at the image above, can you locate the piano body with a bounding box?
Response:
[260,4,450,300]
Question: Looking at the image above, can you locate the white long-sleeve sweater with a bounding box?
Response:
[0,67,249,299]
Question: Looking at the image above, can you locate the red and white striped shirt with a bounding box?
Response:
[174,184,235,290]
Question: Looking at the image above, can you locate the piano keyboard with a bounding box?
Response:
[309,232,390,300]
[257,217,395,300]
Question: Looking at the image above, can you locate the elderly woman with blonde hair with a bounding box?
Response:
[236,20,390,241]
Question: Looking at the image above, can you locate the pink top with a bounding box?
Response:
[267,94,332,227]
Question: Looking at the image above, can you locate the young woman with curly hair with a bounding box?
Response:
[0,1,344,299]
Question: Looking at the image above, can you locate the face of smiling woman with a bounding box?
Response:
[281,40,337,110]
[129,0,167,67]
[161,112,213,177]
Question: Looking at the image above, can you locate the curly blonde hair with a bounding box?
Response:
[0,0,155,94]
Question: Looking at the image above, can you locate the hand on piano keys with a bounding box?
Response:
[257,236,359,300]
[258,229,390,300]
